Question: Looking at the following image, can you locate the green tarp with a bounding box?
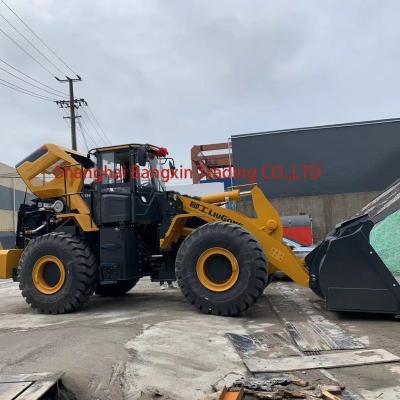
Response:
[370,210,400,276]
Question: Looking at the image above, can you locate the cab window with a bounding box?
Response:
[100,151,130,186]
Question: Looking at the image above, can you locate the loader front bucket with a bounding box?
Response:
[306,179,400,314]
[0,249,23,279]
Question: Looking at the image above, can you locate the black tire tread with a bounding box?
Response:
[175,222,268,316]
[18,232,98,314]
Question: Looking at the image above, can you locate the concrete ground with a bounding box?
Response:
[0,278,399,400]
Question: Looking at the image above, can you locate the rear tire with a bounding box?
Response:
[95,279,139,297]
[175,222,268,316]
[18,232,98,314]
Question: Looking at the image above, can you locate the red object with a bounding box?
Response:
[281,215,313,246]
[191,142,231,183]
[156,147,169,157]
[283,226,313,246]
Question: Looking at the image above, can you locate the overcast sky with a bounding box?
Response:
[0,0,399,169]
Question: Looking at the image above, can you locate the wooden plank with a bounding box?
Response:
[244,349,400,373]
[0,382,31,400]
[318,370,364,400]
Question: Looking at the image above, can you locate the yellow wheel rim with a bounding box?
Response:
[32,255,66,295]
[196,247,239,292]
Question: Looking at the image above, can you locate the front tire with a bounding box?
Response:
[175,222,268,316]
[18,232,98,314]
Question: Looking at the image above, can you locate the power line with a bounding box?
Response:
[63,117,70,129]
[0,11,64,76]
[77,118,90,152]
[0,79,56,101]
[62,109,87,150]
[0,76,57,99]
[81,124,97,149]
[0,64,66,98]
[0,0,78,77]
[0,78,57,101]
[81,107,110,146]
[78,130,90,153]
[86,105,112,145]
[81,107,105,145]
[63,113,87,151]
[63,107,97,149]
[81,119,99,147]
[0,25,56,78]
[80,116,100,147]
[55,76,84,150]
[0,58,67,96]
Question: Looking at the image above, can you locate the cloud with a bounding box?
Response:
[0,0,399,169]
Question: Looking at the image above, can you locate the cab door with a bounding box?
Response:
[96,149,132,225]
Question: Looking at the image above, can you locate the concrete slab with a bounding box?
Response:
[0,382,31,399]
[244,349,400,373]
[0,372,63,400]
[0,279,399,399]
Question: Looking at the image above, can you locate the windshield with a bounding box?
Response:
[137,153,166,191]
[148,155,165,191]
[90,149,167,192]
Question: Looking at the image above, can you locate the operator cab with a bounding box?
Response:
[85,144,176,283]
[87,144,173,226]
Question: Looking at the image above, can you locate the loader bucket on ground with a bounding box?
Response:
[306,179,400,314]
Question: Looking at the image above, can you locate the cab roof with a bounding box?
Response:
[91,143,161,153]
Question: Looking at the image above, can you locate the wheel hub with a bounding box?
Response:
[196,247,239,292]
[32,255,66,295]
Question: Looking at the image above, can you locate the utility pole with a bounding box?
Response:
[55,75,85,150]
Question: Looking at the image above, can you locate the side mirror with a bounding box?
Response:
[169,160,176,172]
[137,146,147,167]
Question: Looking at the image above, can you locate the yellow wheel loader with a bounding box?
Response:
[0,143,399,315]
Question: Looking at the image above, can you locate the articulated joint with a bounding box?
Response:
[260,219,278,232]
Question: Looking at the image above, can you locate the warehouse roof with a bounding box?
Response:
[231,117,400,139]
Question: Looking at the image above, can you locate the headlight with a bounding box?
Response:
[53,200,64,213]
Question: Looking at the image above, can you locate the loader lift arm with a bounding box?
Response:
[160,185,310,287]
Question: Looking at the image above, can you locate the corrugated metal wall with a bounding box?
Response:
[231,118,400,198]
[231,119,400,240]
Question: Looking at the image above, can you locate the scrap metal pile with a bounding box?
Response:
[220,374,345,399]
